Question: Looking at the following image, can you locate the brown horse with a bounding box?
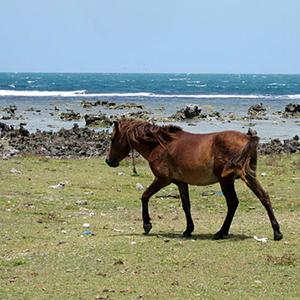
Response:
[106,118,283,241]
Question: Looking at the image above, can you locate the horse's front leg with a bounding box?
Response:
[141,178,169,235]
[175,181,194,237]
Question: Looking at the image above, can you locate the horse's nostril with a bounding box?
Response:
[105,157,119,167]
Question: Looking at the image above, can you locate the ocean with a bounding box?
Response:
[0,73,299,140]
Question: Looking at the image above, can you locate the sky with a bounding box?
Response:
[0,0,300,73]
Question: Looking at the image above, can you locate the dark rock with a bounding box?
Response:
[184,104,201,118]
[282,103,300,118]
[171,104,202,121]
[59,110,81,121]
[19,125,30,137]
[4,105,18,115]
[285,103,300,113]
[93,100,102,106]
[84,113,113,127]
[258,136,300,155]
[1,105,24,120]
[81,100,93,108]
[0,123,112,158]
[81,100,104,108]
[248,103,267,117]
[123,111,151,120]
[247,128,257,136]
[0,122,11,133]
[109,103,145,110]
[258,139,283,155]
[209,111,220,118]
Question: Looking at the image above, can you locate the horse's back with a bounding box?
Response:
[213,130,252,158]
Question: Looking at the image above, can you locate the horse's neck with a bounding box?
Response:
[131,139,156,161]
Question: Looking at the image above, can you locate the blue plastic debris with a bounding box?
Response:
[82,231,91,235]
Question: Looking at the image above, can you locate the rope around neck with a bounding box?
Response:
[126,132,137,174]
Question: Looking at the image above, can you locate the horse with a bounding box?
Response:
[106,118,283,241]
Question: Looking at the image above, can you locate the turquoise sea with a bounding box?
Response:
[0,73,299,139]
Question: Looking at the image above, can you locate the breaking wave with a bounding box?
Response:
[0,89,299,100]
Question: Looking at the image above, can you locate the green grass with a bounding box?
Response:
[0,155,300,299]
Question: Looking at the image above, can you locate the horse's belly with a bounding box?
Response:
[173,166,219,186]
[170,137,218,186]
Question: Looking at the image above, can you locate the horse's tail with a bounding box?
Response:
[221,136,260,181]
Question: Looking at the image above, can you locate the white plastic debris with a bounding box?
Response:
[131,241,137,245]
[61,230,67,234]
[114,228,124,232]
[49,182,66,189]
[84,191,94,195]
[10,168,21,174]
[76,200,88,205]
[253,236,268,243]
[260,172,267,177]
[83,223,90,228]
[136,183,144,191]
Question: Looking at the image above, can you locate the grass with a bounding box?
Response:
[0,154,300,299]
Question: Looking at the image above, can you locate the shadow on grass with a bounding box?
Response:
[149,232,251,241]
[114,231,252,241]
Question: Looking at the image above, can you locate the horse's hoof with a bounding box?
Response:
[143,223,152,235]
[182,231,192,238]
[274,231,283,241]
[213,232,224,240]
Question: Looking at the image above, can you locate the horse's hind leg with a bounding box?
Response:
[245,175,283,241]
[141,177,169,235]
[214,178,239,240]
[176,181,194,237]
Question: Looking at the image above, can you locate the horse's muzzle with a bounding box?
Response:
[105,157,119,168]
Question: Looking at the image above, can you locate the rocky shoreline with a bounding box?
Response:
[0,117,299,159]
[0,122,111,158]
[1,101,300,158]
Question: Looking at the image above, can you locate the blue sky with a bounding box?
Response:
[0,0,299,73]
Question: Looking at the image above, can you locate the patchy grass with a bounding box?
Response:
[0,155,300,299]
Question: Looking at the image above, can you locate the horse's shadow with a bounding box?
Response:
[117,231,252,241]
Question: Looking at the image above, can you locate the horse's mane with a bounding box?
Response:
[118,118,183,146]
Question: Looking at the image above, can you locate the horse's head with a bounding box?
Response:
[105,121,131,168]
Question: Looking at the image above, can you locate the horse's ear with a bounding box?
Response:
[113,121,119,132]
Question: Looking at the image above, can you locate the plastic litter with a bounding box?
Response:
[253,236,268,243]
[136,183,144,191]
[10,168,21,174]
[49,182,66,189]
[84,191,94,195]
[76,200,88,205]
[82,231,91,235]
